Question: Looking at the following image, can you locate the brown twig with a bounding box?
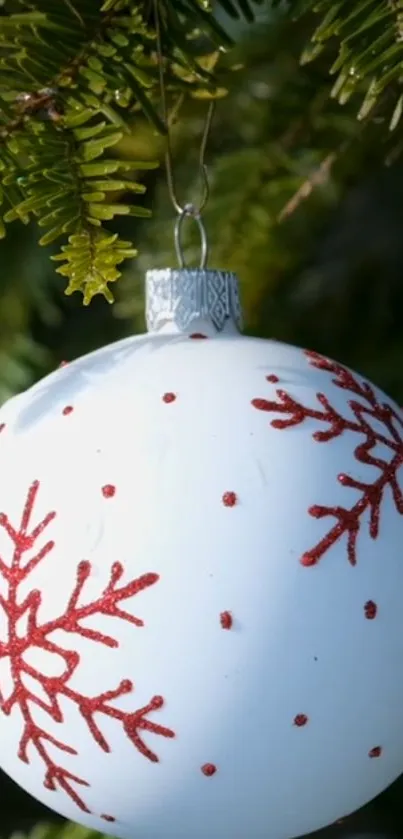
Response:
[277,150,338,223]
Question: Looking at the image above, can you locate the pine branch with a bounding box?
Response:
[285,0,403,127]
[0,0,251,303]
[4,0,402,308]
[0,111,157,301]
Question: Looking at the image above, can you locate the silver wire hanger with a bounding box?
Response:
[154,0,215,270]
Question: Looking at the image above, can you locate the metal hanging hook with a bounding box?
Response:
[154,0,214,266]
[174,204,208,269]
[164,101,215,217]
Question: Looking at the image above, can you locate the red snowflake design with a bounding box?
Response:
[252,350,403,567]
[0,481,174,816]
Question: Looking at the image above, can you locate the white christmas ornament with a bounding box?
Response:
[0,267,402,839]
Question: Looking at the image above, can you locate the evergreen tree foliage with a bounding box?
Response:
[1,0,403,306]
[0,0,254,304]
[286,0,403,126]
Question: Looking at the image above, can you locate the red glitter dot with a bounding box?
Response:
[222,491,237,507]
[266,374,279,383]
[101,815,116,823]
[364,600,377,619]
[190,333,208,339]
[62,405,74,415]
[102,484,116,498]
[293,714,308,727]
[0,423,5,433]
[369,746,382,758]
[201,763,217,776]
[162,392,176,404]
[220,611,233,630]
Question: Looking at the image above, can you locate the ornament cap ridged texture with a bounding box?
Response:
[145,268,243,334]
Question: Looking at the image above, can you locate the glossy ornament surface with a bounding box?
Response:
[0,268,402,839]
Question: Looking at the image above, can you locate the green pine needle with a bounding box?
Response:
[0,0,402,304]
[52,230,138,304]
[298,0,403,123]
[0,0,235,302]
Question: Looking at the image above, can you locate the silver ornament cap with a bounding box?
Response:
[145,268,243,335]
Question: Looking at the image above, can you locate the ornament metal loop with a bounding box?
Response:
[174,204,208,270]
